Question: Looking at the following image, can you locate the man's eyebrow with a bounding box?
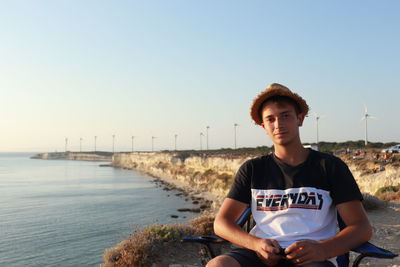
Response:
[264,110,292,118]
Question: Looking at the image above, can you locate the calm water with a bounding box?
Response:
[0,153,198,266]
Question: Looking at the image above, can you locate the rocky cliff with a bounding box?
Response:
[112,151,400,199]
[112,152,252,206]
[350,165,400,195]
[32,150,400,197]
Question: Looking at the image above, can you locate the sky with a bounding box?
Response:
[1,0,399,152]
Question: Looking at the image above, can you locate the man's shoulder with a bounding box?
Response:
[309,150,349,171]
[238,153,274,170]
[246,153,274,164]
[310,149,344,162]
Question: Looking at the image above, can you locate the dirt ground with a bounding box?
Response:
[358,202,400,267]
[154,202,400,267]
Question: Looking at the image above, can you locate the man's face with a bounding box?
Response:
[260,101,305,146]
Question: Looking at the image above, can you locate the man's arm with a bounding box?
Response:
[285,200,372,265]
[214,198,283,265]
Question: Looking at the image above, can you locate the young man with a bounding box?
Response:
[206,83,372,267]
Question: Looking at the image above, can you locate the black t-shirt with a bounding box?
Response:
[228,150,362,205]
[227,149,362,249]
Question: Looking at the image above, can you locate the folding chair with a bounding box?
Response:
[183,207,398,267]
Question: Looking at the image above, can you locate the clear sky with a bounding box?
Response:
[1,0,399,152]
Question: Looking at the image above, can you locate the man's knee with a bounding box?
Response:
[206,255,240,267]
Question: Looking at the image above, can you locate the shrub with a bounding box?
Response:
[374,185,400,202]
[376,192,400,203]
[375,185,399,195]
[362,193,387,211]
[217,173,234,190]
[102,224,196,267]
[203,169,216,177]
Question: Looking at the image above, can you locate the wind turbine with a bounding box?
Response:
[313,113,326,145]
[361,105,377,146]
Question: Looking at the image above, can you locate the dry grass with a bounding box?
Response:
[102,224,195,267]
[188,210,215,235]
[102,212,215,267]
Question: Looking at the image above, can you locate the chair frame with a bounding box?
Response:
[183,207,398,267]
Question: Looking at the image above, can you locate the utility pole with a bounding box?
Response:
[112,134,115,153]
[206,126,210,150]
[234,123,238,149]
[174,134,178,151]
[94,136,97,152]
[65,137,68,152]
[80,137,82,152]
[200,132,204,150]
[365,118,368,146]
[131,136,135,152]
[151,136,156,152]
[316,116,320,145]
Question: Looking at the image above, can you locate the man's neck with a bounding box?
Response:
[273,143,310,166]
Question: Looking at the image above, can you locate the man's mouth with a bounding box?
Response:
[274,132,287,137]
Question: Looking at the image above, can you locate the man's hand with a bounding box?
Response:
[253,238,283,266]
[285,239,328,266]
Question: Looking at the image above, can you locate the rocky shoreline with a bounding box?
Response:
[150,175,214,219]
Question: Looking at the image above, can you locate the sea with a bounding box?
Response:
[0,153,199,267]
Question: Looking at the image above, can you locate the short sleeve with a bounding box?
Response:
[227,159,253,204]
[329,158,363,205]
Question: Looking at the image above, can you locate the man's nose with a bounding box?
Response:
[274,117,284,128]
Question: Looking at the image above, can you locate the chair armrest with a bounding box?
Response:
[182,234,227,259]
[352,242,397,259]
[182,234,226,244]
[351,242,398,267]
[236,207,251,227]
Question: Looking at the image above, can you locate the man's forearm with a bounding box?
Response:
[214,217,260,251]
[321,221,372,259]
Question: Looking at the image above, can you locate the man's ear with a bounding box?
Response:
[297,113,305,127]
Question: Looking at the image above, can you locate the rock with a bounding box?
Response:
[177,208,201,213]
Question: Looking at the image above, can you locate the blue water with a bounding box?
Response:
[0,153,198,266]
